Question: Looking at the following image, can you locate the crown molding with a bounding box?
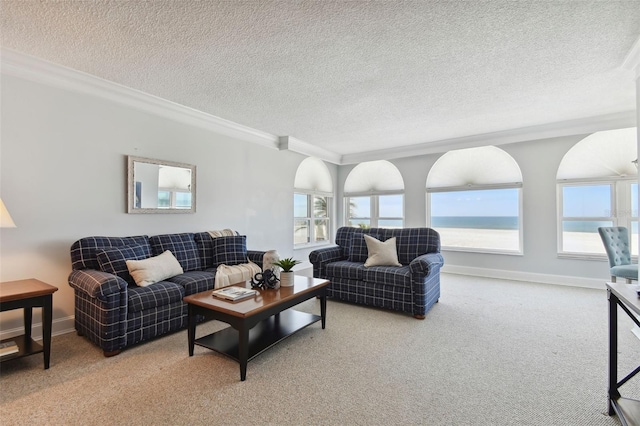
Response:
[622,34,640,79]
[278,136,342,164]
[341,111,637,164]
[0,48,281,150]
[2,48,636,167]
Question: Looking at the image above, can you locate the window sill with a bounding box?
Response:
[557,252,638,262]
[441,246,523,256]
[294,241,332,250]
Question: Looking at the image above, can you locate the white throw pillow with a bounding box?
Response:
[126,250,184,287]
[215,261,262,288]
[363,235,402,267]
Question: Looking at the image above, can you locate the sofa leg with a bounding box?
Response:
[77,330,84,337]
[414,314,426,320]
[103,349,121,357]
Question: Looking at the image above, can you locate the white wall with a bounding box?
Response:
[0,73,328,336]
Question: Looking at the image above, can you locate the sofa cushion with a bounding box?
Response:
[127,281,185,313]
[96,244,151,285]
[395,230,437,265]
[326,261,366,280]
[71,235,150,270]
[194,231,239,269]
[150,233,201,272]
[126,251,184,287]
[212,235,248,267]
[364,235,401,267]
[167,271,215,296]
[362,265,412,288]
[349,233,380,262]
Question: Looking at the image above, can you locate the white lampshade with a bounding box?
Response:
[0,199,16,228]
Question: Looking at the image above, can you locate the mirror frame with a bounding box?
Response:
[127,155,197,214]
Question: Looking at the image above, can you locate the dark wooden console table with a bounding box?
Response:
[607,281,640,425]
[0,279,58,369]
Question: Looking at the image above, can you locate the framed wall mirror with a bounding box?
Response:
[127,156,197,214]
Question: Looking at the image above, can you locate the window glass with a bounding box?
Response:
[562,185,611,217]
[294,193,308,218]
[379,194,403,218]
[158,191,170,208]
[294,219,310,244]
[431,188,520,251]
[175,192,191,208]
[560,184,613,254]
[315,219,329,241]
[350,197,371,218]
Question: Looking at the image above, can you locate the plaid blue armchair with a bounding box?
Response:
[309,227,443,319]
[68,232,265,356]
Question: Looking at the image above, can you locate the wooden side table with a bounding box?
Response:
[0,279,58,369]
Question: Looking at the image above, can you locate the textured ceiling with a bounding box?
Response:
[1,1,639,158]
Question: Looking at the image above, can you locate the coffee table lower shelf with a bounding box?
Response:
[195,309,320,362]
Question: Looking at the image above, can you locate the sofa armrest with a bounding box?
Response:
[309,246,345,278]
[68,269,128,301]
[409,253,444,277]
[247,250,265,268]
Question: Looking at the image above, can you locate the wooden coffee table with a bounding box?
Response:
[184,275,329,381]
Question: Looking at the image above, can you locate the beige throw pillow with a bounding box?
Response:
[126,250,184,287]
[363,235,402,267]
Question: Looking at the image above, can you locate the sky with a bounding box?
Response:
[430,188,519,217]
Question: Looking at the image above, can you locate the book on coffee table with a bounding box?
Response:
[212,286,257,301]
[0,340,19,357]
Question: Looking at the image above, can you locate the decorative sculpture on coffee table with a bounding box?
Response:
[251,269,280,289]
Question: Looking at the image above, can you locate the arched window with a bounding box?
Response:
[344,160,404,228]
[427,146,523,253]
[294,157,333,246]
[557,127,638,256]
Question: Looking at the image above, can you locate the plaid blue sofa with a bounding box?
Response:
[309,227,443,319]
[68,231,265,356]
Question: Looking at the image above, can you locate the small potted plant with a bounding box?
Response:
[272,257,301,287]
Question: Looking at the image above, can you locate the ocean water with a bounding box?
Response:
[431,216,519,230]
[431,217,636,234]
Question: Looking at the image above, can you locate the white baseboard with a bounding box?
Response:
[441,265,606,289]
[0,315,75,341]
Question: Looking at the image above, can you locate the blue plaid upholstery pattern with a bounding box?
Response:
[96,244,151,285]
[326,261,366,280]
[70,235,150,270]
[362,265,412,287]
[310,226,443,317]
[127,281,184,313]
[69,231,265,354]
[348,233,379,262]
[211,235,247,267]
[69,270,128,352]
[167,271,215,296]
[125,302,187,347]
[150,233,201,272]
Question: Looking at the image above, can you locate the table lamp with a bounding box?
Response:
[0,199,16,228]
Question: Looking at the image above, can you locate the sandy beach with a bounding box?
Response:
[438,227,638,255]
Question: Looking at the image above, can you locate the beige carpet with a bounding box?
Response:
[1,273,638,425]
